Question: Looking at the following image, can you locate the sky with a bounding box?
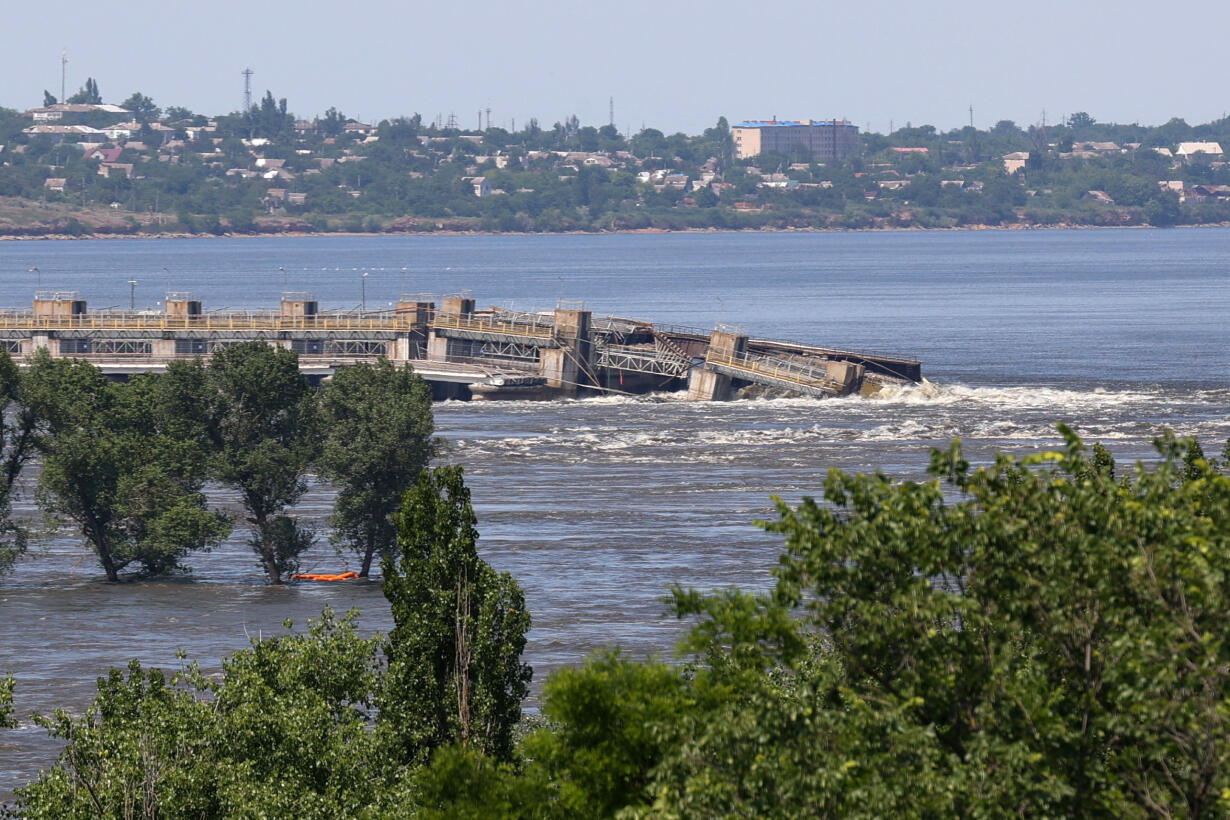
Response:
[3,0,1228,136]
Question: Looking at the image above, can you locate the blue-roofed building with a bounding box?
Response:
[731,119,860,161]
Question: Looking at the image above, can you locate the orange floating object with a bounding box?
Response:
[292,571,360,582]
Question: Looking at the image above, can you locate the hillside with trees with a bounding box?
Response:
[1,82,1228,235]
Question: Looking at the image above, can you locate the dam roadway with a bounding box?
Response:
[0,290,922,400]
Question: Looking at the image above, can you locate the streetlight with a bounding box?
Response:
[279,266,286,291]
[29,267,40,289]
[361,271,369,312]
[128,279,137,310]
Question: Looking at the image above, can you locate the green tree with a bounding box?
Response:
[635,427,1230,818]
[120,92,160,123]
[42,90,56,107]
[1068,111,1097,130]
[163,105,194,122]
[66,77,102,105]
[0,674,14,729]
[14,608,386,818]
[0,349,37,575]
[318,360,438,576]
[320,106,347,137]
[23,353,230,581]
[379,466,531,765]
[205,341,319,584]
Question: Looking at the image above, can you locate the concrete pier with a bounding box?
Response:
[687,327,747,401]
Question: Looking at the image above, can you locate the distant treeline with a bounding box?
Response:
[1,90,1229,234]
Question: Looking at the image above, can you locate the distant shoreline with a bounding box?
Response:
[4,222,1229,242]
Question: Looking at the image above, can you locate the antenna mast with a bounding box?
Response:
[60,50,67,104]
[609,96,614,128]
[242,67,253,112]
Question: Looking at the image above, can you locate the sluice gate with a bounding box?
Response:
[0,291,921,401]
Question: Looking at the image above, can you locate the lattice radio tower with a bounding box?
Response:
[242,67,254,112]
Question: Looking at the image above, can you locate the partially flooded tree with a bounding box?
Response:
[318,360,438,576]
[205,342,319,584]
[23,353,230,581]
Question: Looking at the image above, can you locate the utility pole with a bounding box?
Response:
[969,104,974,129]
[242,67,253,112]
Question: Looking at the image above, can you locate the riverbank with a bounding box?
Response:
[4,220,1229,242]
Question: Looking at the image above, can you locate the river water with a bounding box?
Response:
[1,228,1228,795]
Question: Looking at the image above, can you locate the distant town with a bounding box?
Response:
[1,79,1228,236]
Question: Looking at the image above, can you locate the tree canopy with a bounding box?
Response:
[204,341,319,584]
[318,359,438,576]
[22,352,229,581]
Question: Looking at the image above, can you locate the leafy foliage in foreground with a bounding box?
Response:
[517,428,1230,819]
[13,430,1230,819]
[380,466,532,766]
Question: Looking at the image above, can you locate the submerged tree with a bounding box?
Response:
[318,360,437,576]
[380,466,531,765]
[23,352,229,581]
[205,342,319,584]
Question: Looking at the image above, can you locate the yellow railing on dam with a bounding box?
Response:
[429,314,557,340]
[0,313,419,332]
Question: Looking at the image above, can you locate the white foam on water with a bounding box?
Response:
[868,381,1165,412]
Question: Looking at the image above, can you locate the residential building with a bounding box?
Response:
[731,119,860,160]
[1177,142,1223,162]
[1002,151,1030,174]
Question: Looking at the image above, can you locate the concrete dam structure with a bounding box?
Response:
[0,291,922,401]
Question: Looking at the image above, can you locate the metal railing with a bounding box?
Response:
[0,311,421,332]
[705,349,846,394]
[594,343,694,378]
[430,312,557,340]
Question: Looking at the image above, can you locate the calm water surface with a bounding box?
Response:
[1,228,1228,795]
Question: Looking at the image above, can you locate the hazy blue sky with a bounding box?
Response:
[4,0,1228,135]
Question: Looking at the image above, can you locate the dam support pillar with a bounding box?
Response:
[26,334,53,355]
[687,327,747,401]
[540,307,591,396]
[427,296,474,362]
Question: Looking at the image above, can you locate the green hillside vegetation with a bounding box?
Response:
[2,87,1228,235]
